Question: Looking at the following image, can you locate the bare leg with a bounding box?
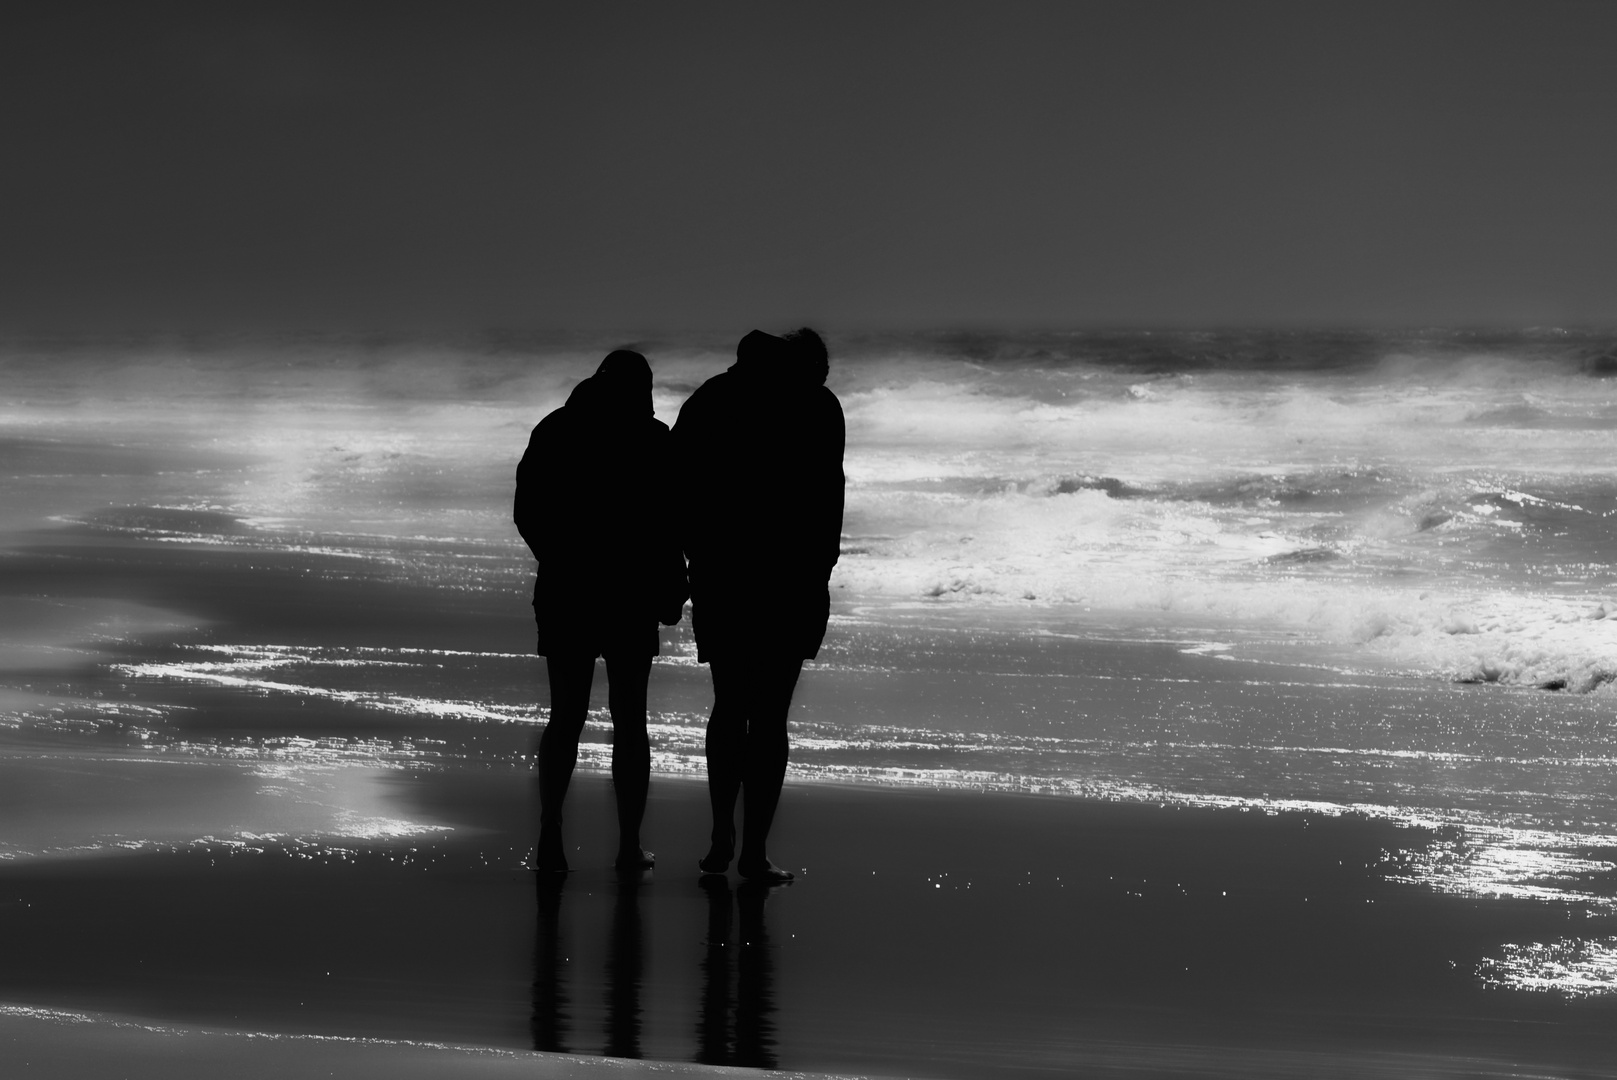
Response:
[605,650,655,870]
[537,653,595,872]
[737,659,801,883]
[702,663,745,873]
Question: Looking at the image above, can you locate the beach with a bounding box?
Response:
[13,0,1617,1069]
[5,772,1617,1078]
[5,331,1617,1076]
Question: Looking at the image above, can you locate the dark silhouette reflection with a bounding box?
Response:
[530,874,570,1053]
[514,349,688,873]
[735,881,782,1068]
[603,872,646,1059]
[695,876,732,1064]
[695,876,783,1069]
[532,870,648,1059]
[673,329,845,882]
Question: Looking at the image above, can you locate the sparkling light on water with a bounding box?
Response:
[1477,937,1617,996]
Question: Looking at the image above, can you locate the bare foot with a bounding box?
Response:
[534,829,569,874]
[737,857,794,884]
[615,847,656,871]
[699,828,734,875]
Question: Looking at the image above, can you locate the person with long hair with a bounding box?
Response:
[515,349,687,873]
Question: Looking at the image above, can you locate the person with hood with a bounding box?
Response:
[672,328,844,883]
[514,349,687,873]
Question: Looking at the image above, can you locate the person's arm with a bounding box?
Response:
[513,412,562,563]
[648,421,689,624]
[818,390,846,579]
[668,382,713,566]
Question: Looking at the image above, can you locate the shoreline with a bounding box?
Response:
[0,1002,844,1080]
[3,997,1603,1080]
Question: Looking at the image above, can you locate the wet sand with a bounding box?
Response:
[3,525,1617,1076]
[0,1004,828,1080]
[3,770,1616,1078]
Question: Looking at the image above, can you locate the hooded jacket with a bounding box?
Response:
[513,351,688,657]
[671,331,845,662]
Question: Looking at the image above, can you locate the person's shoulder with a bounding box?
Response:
[529,404,571,438]
[673,371,733,422]
[810,384,843,417]
[695,370,739,395]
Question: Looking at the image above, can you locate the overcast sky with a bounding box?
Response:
[4,1,1615,334]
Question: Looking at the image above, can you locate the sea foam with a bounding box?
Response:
[5,330,1617,689]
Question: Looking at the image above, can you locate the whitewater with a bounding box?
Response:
[11,327,1616,690]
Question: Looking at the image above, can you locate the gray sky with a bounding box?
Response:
[4,0,1615,333]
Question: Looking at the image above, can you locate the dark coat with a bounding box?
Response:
[514,372,687,658]
[671,339,845,662]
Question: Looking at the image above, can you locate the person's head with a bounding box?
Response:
[735,330,789,369]
[572,348,652,418]
[595,349,652,390]
[784,327,829,387]
[734,328,828,387]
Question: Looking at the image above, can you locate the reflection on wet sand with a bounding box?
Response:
[698,876,781,1070]
[527,870,670,1065]
[530,871,783,1067]
[695,876,730,1066]
[604,872,646,1059]
[530,875,569,1054]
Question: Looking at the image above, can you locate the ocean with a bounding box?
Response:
[4,326,1617,1000]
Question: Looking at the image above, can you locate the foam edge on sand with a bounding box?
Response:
[0,1002,863,1080]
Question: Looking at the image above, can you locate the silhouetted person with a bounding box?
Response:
[673,329,844,883]
[515,350,687,873]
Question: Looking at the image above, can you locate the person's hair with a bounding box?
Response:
[572,348,651,418]
[784,327,829,386]
[596,349,651,385]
